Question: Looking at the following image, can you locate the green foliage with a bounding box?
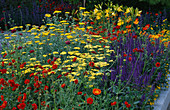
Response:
[139,0,170,7]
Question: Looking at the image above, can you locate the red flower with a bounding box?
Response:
[74,79,78,84]
[1,69,7,74]
[29,73,34,77]
[12,107,17,110]
[50,61,54,65]
[47,59,51,63]
[64,72,69,76]
[0,17,4,21]
[124,101,128,105]
[2,61,4,67]
[116,26,120,29]
[17,103,26,109]
[12,59,15,63]
[91,51,97,54]
[27,87,32,90]
[65,41,70,45]
[44,85,49,90]
[1,101,7,108]
[30,50,35,53]
[126,104,131,108]
[24,79,30,84]
[155,13,158,16]
[90,22,94,25]
[32,103,37,110]
[18,46,22,50]
[143,24,150,31]
[41,101,46,106]
[34,90,39,93]
[110,37,117,41]
[19,33,23,35]
[87,97,93,104]
[73,57,77,62]
[128,57,132,61]
[34,81,41,88]
[77,92,82,95]
[8,62,12,66]
[1,95,4,101]
[155,62,160,67]
[89,61,95,67]
[18,6,21,8]
[3,53,7,58]
[52,64,58,69]
[61,83,66,88]
[123,54,127,57]
[111,101,117,106]
[57,75,62,78]
[11,29,16,33]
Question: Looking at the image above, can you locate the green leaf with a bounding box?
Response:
[133,101,140,105]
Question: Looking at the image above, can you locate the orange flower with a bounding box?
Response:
[61,83,66,88]
[89,61,95,67]
[126,25,131,29]
[92,88,101,95]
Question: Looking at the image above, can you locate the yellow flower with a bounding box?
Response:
[97,12,102,16]
[35,41,40,43]
[74,47,80,50]
[89,85,94,88]
[79,7,86,10]
[53,10,61,14]
[79,22,85,25]
[117,18,124,26]
[5,37,11,39]
[45,14,51,17]
[60,51,67,55]
[39,43,44,45]
[53,52,59,54]
[43,55,47,57]
[49,43,53,45]
[117,7,123,12]
[65,12,70,14]
[94,8,98,14]
[60,20,67,23]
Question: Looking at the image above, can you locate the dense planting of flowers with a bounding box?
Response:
[0,3,169,110]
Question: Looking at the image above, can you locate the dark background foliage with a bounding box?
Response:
[0,0,169,31]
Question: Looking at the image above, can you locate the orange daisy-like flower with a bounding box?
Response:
[92,88,101,95]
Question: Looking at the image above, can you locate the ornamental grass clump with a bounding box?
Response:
[0,3,169,110]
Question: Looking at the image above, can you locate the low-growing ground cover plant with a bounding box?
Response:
[0,2,169,110]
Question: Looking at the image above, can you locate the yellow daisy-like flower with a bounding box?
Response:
[53,10,61,14]
[35,41,40,43]
[79,7,86,10]
[74,47,80,50]
[60,51,67,55]
[65,12,70,14]
[45,14,51,17]
[53,52,59,54]
[79,22,85,25]
[5,37,11,39]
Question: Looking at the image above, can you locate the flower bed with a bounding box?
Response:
[0,3,169,110]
